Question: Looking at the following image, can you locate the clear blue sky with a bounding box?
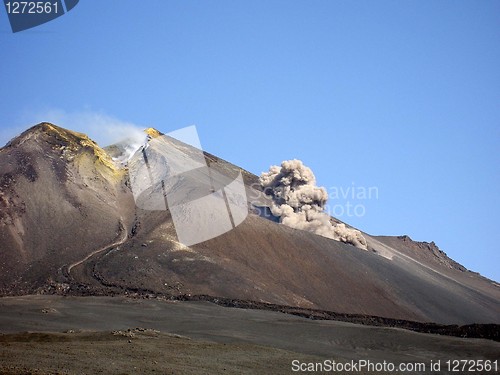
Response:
[1,1,499,281]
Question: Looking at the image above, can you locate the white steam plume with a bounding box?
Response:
[260,159,367,250]
[28,109,148,162]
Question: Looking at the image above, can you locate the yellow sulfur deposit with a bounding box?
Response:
[39,123,125,179]
[144,127,162,138]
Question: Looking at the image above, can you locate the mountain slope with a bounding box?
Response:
[0,123,132,293]
[0,123,498,325]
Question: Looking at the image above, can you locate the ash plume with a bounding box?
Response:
[260,159,367,250]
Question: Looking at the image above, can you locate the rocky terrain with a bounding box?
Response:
[0,123,499,373]
[0,296,499,375]
[1,124,499,323]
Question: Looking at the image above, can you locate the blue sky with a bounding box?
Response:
[1,1,499,281]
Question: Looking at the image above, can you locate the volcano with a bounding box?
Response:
[0,122,499,327]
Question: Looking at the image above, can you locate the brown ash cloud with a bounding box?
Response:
[260,159,367,250]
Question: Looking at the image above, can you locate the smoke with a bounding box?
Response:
[38,109,146,144]
[260,159,367,250]
[25,109,148,162]
[112,141,147,164]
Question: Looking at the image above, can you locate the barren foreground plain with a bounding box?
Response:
[1,296,499,374]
